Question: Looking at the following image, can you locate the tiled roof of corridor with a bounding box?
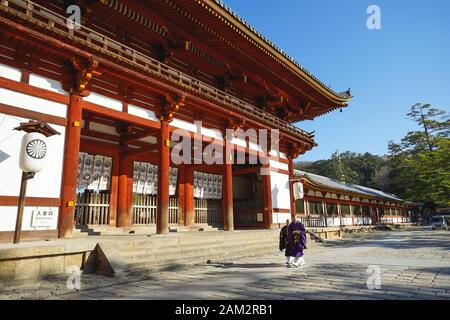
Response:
[294,170,405,202]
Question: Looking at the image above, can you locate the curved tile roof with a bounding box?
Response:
[294,169,404,202]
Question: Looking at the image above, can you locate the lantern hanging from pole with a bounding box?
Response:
[15,120,60,172]
[293,181,304,200]
[19,132,48,172]
[12,120,60,244]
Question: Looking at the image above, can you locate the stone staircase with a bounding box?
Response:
[95,230,315,276]
[75,224,220,237]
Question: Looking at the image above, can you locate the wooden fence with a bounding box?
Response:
[132,194,179,225]
[75,190,110,225]
[194,198,223,225]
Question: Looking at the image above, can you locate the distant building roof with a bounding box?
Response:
[294,170,405,203]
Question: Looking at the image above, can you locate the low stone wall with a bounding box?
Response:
[307,227,342,240]
[0,242,97,281]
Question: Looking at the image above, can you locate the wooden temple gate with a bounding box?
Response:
[0,0,356,241]
[232,171,265,227]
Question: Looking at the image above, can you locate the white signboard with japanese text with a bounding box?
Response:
[29,207,57,228]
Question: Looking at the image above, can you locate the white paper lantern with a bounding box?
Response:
[19,132,48,172]
[293,182,304,200]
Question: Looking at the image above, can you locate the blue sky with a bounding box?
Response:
[221,0,450,161]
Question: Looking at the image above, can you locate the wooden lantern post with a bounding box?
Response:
[13,120,60,244]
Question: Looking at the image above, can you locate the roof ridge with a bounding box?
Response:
[294,170,403,201]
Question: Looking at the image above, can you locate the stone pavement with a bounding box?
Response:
[1,226,450,300]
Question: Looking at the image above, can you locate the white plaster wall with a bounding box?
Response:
[0,113,65,198]
[270,171,291,210]
[84,92,122,111]
[0,63,21,82]
[89,122,119,136]
[201,126,223,140]
[138,136,157,144]
[272,212,291,224]
[29,74,67,95]
[0,112,64,231]
[171,118,197,132]
[269,159,289,171]
[0,88,67,117]
[0,206,59,231]
[128,104,158,121]
[270,149,288,159]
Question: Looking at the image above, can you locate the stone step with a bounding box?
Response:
[94,230,314,276]
[104,238,272,251]
[126,243,279,271]
[111,237,278,253]
[76,226,123,236]
[119,238,286,262]
[116,233,282,252]
[71,228,89,238]
[76,224,223,236]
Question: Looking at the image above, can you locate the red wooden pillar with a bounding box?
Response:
[262,165,273,229]
[117,155,133,227]
[184,165,195,226]
[288,157,296,221]
[223,163,234,231]
[177,165,185,226]
[108,152,119,227]
[157,120,170,234]
[58,94,83,238]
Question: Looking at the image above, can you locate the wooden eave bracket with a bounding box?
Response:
[69,56,102,96]
[156,93,186,122]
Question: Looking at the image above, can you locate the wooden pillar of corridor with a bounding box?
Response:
[184,165,195,226]
[262,164,273,228]
[157,120,170,234]
[222,130,236,231]
[116,154,133,228]
[223,161,234,231]
[116,98,134,228]
[58,94,83,238]
[155,94,184,234]
[59,58,100,238]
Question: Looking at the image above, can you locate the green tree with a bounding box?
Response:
[298,151,384,187]
[387,103,450,206]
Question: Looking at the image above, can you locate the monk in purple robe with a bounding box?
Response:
[287,216,307,267]
[279,219,291,264]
